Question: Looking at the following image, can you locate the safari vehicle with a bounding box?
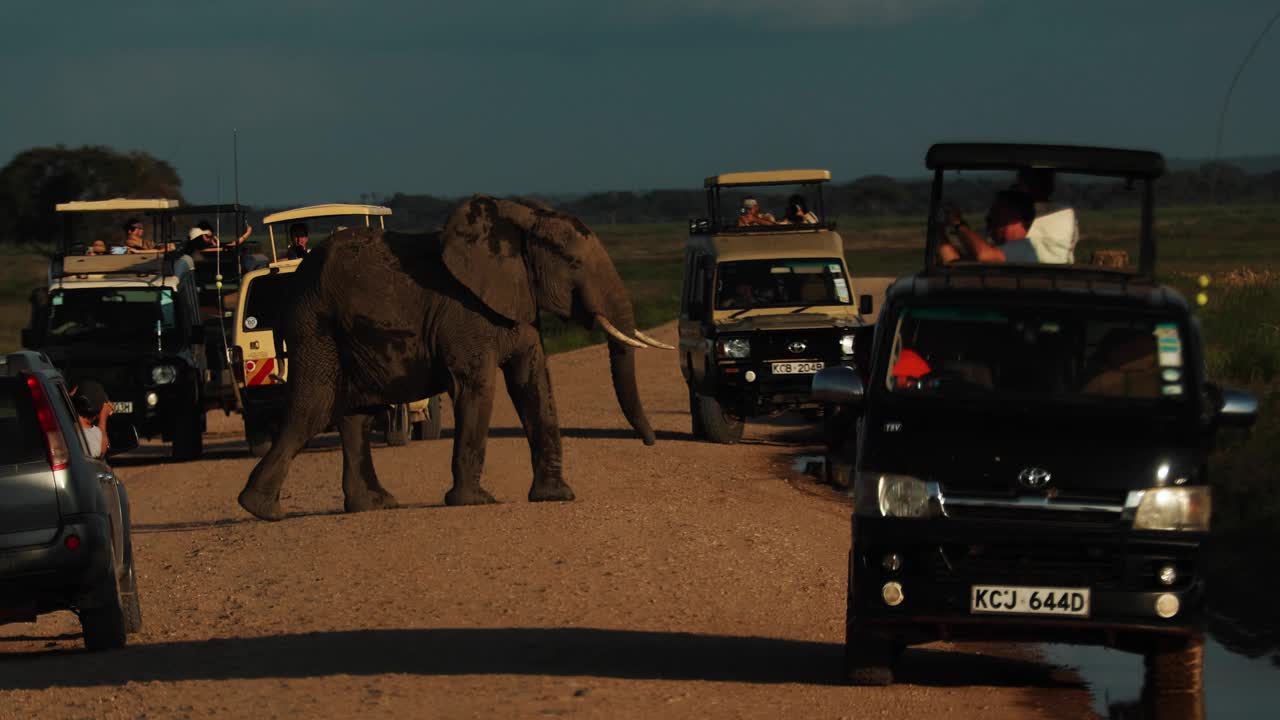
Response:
[680,169,882,444]
[812,144,1259,688]
[25,199,209,460]
[0,351,142,650]
[169,203,270,414]
[232,204,442,456]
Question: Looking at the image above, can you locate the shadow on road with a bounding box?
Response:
[132,501,445,534]
[0,627,1080,691]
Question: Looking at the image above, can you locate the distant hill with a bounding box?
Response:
[1167,155,1280,174]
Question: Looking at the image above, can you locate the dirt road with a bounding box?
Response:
[0,324,1096,719]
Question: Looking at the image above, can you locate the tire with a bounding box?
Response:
[825,455,854,489]
[844,555,895,685]
[79,563,129,651]
[386,403,410,446]
[171,398,204,461]
[1142,636,1205,716]
[412,395,444,441]
[688,385,707,440]
[694,392,744,444]
[121,563,143,634]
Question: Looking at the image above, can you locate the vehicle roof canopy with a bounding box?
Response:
[55,198,181,213]
[704,169,831,188]
[262,204,392,225]
[925,143,1165,178]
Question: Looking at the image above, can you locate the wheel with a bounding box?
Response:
[1142,636,1205,716]
[386,403,410,446]
[694,392,744,444]
[121,563,143,634]
[79,561,129,651]
[411,395,444,441]
[171,398,204,461]
[825,455,854,489]
[844,555,895,685]
[688,384,707,440]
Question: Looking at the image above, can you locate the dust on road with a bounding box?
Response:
[0,324,1094,719]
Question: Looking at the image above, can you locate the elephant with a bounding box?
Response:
[236,196,673,521]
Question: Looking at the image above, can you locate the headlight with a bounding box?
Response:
[151,365,178,385]
[840,334,856,356]
[876,474,931,518]
[716,337,750,359]
[1133,487,1211,531]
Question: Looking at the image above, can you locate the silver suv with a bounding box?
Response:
[0,351,142,650]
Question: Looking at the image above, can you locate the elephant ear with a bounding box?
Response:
[441,196,536,325]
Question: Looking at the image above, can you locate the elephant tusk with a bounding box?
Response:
[596,315,647,349]
[633,329,675,350]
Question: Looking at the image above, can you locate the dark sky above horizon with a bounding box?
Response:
[4,0,1278,204]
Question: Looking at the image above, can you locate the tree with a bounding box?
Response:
[0,145,184,245]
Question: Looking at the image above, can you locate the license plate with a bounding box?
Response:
[771,361,824,375]
[112,401,134,414]
[970,585,1090,617]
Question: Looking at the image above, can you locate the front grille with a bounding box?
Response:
[931,543,1125,588]
[942,504,1121,526]
[753,329,841,360]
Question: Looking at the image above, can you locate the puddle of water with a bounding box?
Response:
[1044,638,1280,718]
[791,454,825,477]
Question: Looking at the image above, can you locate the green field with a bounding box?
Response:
[5,207,1278,534]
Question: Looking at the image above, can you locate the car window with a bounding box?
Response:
[0,377,49,465]
[715,259,852,310]
[47,288,177,341]
[242,272,296,333]
[885,305,1185,401]
[55,382,91,456]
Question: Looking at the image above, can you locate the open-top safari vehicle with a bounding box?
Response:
[24,199,210,460]
[680,169,886,444]
[812,144,1258,699]
[231,204,443,456]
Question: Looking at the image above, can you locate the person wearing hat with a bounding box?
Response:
[285,222,310,259]
[110,218,146,254]
[736,197,776,227]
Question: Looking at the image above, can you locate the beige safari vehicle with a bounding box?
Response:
[679,170,888,444]
[231,204,443,456]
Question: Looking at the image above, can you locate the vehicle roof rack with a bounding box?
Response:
[922,143,1164,278]
[704,169,831,188]
[51,251,192,282]
[262,203,392,225]
[55,198,181,212]
[925,143,1165,178]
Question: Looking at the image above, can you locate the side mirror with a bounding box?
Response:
[812,366,865,407]
[858,294,874,316]
[1215,386,1258,428]
[105,422,140,456]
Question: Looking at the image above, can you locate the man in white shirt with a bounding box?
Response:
[73,392,111,458]
[1016,168,1078,264]
[939,190,1040,264]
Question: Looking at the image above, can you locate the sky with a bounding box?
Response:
[3,0,1278,204]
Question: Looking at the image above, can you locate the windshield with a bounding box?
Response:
[47,288,177,343]
[242,272,296,333]
[715,258,852,310]
[886,305,1188,402]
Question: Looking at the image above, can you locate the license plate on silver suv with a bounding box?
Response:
[970,585,1090,617]
[112,401,133,414]
[771,361,824,375]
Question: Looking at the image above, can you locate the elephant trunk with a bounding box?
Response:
[607,335,656,446]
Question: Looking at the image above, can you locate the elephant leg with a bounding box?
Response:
[502,340,573,503]
[339,411,399,514]
[238,315,337,521]
[444,366,498,506]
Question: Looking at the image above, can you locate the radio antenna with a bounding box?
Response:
[233,128,241,206]
[1212,7,1280,202]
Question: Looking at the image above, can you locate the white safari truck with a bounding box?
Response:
[230,204,443,456]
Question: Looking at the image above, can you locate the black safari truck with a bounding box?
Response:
[812,144,1258,690]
